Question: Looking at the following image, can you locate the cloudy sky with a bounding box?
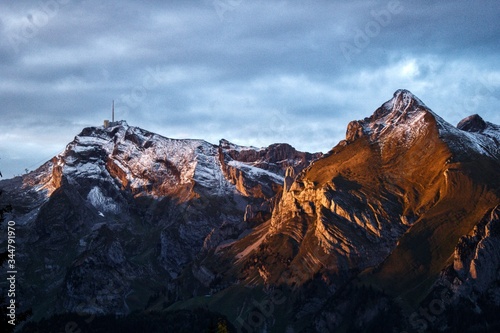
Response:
[1,0,499,178]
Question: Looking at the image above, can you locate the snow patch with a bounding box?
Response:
[220,139,264,152]
[87,187,120,214]
[228,160,285,183]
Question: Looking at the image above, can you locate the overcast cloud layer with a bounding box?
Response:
[1,0,499,178]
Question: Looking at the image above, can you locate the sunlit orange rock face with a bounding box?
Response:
[223,90,500,291]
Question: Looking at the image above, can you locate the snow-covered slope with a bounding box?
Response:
[26,121,320,203]
[33,121,234,200]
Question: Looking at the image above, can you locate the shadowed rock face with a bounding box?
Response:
[448,206,500,294]
[457,114,488,133]
[2,90,499,332]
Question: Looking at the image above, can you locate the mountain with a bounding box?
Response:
[1,89,499,333]
[199,89,500,331]
[0,121,320,321]
[216,89,499,283]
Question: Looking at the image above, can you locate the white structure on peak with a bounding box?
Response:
[104,100,124,128]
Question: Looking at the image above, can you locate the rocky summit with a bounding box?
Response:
[1,90,499,333]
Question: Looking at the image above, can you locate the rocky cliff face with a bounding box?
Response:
[442,205,500,298]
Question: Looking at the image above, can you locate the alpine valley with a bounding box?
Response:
[1,90,499,332]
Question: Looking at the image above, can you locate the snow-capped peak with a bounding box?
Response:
[344,89,438,143]
[382,89,427,114]
[23,123,320,202]
[343,90,500,161]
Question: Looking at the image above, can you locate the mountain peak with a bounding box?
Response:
[457,114,487,133]
[376,89,427,119]
[346,89,433,142]
[392,88,425,106]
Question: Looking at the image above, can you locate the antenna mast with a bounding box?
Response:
[112,100,115,122]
